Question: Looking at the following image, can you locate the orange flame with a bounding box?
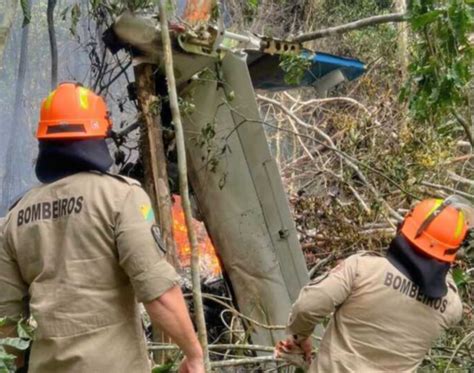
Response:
[183,0,213,23]
[172,195,222,277]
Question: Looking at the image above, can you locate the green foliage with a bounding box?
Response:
[279,54,312,86]
[60,4,82,37]
[20,0,31,27]
[0,318,34,373]
[0,347,16,373]
[402,0,473,136]
[151,361,174,373]
[247,0,259,10]
[70,4,82,37]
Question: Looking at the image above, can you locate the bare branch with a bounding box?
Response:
[421,181,474,200]
[258,94,404,222]
[47,0,58,89]
[293,12,407,43]
[452,109,474,147]
[158,1,210,369]
[210,356,284,368]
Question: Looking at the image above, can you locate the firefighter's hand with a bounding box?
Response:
[178,357,205,373]
[275,336,313,366]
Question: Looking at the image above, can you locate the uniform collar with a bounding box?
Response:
[387,235,450,298]
[35,139,113,183]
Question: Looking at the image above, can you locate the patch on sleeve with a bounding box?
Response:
[151,225,167,255]
[140,204,155,222]
[309,272,329,285]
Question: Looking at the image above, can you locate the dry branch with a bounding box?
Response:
[47,0,58,89]
[148,343,275,353]
[293,12,407,43]
[421,181,474,200]
[210,356,284,368]
[257,94,403,222]
[158,1,210,370]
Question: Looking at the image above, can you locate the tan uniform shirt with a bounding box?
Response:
[287,254,463,373]
[0,172,180,373]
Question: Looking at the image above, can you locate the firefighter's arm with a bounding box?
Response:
[144,287,203,365]
[115,186,203,371]
[286,255,358,338]
[0,228,28,369]
[115,186,181,302]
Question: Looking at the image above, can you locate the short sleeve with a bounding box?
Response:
[445,276,463,327]
[0,226,29,320]
[115,186,180,303]
[286,255,358,337]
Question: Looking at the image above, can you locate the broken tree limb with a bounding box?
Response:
[421,181,474,200]
[452,109,474,147]
[293,12,408,43]
[134,63,180,364]
[134,63,180,269]
[210,356,284,368]
[158,1,210,370]
[148,343,276,353]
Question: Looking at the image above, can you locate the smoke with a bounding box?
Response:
[0,0,136,216]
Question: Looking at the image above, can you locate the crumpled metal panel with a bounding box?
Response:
[181,52,309,345]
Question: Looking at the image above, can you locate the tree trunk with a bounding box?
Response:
[47,0,58,88]
[0,0,17,68]
[158,0,210,370]
[134,63,181,364]
[134,63,180,269]
[395,0,408,81]
[1,0,32,214]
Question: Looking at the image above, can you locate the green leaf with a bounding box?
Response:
[70,4,82,36]
[151,362,174,373]
[60,5,71,21]
[16,322,34,340]
[452,268,468,287]
[0,338,30,351]
[0,345,17,373]
[20,0,31,27]
[247,0,258,10]
[90,0,101,11]
[411,9,443,30]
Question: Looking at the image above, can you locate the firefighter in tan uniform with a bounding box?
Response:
[277,197,472,372]
[0,83,204,372]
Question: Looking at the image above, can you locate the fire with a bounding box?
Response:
[182,0,213,23]
[172,195,222,278]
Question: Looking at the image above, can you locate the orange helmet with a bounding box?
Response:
[400,197,473,263]
[37,82,112,140]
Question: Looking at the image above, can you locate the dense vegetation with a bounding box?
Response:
[0,0,472,371]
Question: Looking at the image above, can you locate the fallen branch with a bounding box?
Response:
[452,109,474,147]
[421,181,474,200]
[283,92,382,127]
[447,171,474,187]
[443,331,474,373]
[148,343,275,353]
[185,293,286,331]
[210,356,284,368]
[442,154,474,165]
[293,12,407,43]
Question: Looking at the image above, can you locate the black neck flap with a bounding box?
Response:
[387,235,450,298]
[35,139,113,183]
